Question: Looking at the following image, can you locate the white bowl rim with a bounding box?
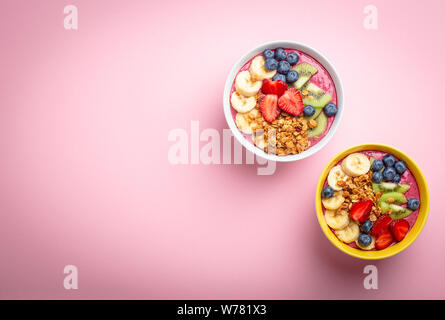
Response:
[223,40,344,162]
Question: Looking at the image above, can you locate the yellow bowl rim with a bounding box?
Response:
[315,143,430,260]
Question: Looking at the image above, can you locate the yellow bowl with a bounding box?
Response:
[315,143,429,259]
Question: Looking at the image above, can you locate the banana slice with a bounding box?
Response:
[235,71,262,97]
[235,108,262,134]
[235,113,253,134]
[335,221,360,243]
[322,191,345,210]
[325,209,350,230]
[327,165,348,191]
[341,153,371,177]
[249,56,277,81]
[253,130,266,150]
[355,236,376,250]
[231,91,256,113]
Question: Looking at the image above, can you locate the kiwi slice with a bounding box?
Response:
[372,182,411,194]
[301,82,332,108]
[304,107,323,121]
[389,205,413,220]
[380,192,407,204]
[307,112,327,138]
[292,63,318,89]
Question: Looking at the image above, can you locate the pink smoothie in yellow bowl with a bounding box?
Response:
[316,144,429,259]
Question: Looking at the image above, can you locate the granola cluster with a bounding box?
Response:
[249,105,311,156]
[338,171,383,221]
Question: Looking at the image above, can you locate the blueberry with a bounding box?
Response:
[274,48,287,61]
[371,159,384,172]
[303,105,315,117]
[286,52,299,65]
[395,161,407,174]
[360,220,373,233]
[286,70,299,83]
[383,167,396,181]
[373,171,383,183]
[383,154,396,167]
[358,233,372,247]
[277,60,290,74]
[323,102,338,117]
[407,198,420,210]
[322,186,334,198]
[272,74,286,82]
[265,58,278,71]
[393,174,401,183]
[263,49,274,60]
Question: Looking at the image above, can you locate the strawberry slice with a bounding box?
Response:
[261,79,288,97]
[349,200,373,223]
[370,215,392,236]
[278,88,304,116]
[259,94,280,123]
[375,230,394,250]
[391,219,410,241]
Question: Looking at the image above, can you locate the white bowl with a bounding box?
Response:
[223,40,344,162]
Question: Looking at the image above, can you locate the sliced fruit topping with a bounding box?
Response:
[375,230,393,250]
[307,112,327,138]
[370,215,392,236]
[235,108,261,134]
[325,209,350,230]
[349,200,373,223]
[259,94,280,123]
[235,71,262,97]
[372,182,410,194]
[391,219,410,241]
[379,192,407,205]
[249,56,277,81]
[230,91,256,113]
[389,206,413,220]
[341,153,371,177]
[277,88,304,116]
[301,82,332,108]
[327,165,348,191]
[322,191,345,210]
[292,63,318,89]
[261,79,287,97]
[335,221,360,243]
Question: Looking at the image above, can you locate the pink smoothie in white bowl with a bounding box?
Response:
[223,42,343,161]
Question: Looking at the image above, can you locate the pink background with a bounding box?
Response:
[0,0,444,299]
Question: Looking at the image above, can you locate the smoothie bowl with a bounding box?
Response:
[223,41,344,162]
[316,144,429,259]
